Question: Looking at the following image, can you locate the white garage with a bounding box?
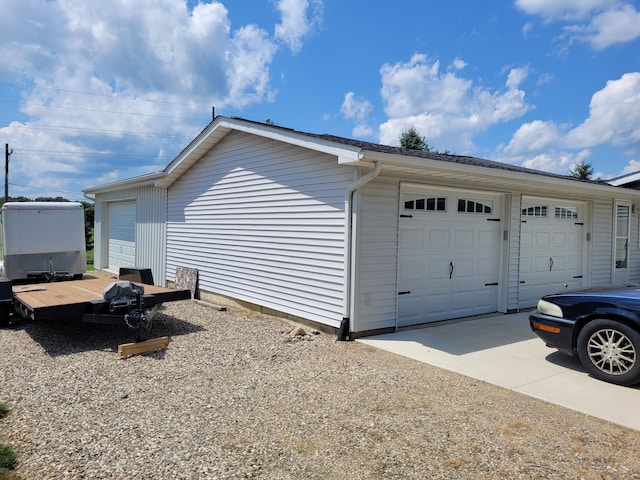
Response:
[397,185,503,327]
[84,116,640,338]
[107,201,136,271]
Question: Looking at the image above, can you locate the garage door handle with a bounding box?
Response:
[398,291,411,295]
[449,262,454,279]
[485,282,498,286]
[549,257,554,271]
[400,214,413,218]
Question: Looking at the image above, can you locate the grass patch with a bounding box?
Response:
[0,445,16,471]
[0,403,19,479]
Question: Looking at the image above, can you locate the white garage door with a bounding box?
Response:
[518,198,585,308]
[108,201,136,271]
[397,187,503,327]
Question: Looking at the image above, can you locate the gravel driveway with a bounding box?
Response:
[1,278,640,479]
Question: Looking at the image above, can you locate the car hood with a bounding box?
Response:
[543,284,640,300]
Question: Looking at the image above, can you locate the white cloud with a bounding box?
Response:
[0,0,318,198]
[517,0,640,50]
[515,0,616,21]
[352,124,375,138]
[621,159,640,176]
[505,120,562,154]
[378,55,531,152]
[503,149,591,175]
[566,73,640,151]
[340,92,374,138]
[451,57,467,70]
[583,4,640,50]
[341,92,372,122]
[500,72,640,175]
[522,22,534,37]
[274,0,323,53]
[380,54,472,117]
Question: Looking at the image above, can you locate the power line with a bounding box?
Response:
[0,121,194,140]
[0,80,212,109]
[14,148,173,159]
[0,98,208,122]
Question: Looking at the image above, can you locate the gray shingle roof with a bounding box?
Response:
[235,117,605,185]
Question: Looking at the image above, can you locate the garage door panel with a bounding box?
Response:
[454,229,473,248]
[535,231,550,245]
[399,228,423,249]
[454,259,474,278]
[478,229,497,247]
[428,228,450,248]
[426,259,450,281]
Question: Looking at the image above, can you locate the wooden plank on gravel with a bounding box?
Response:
[118,336,169,358]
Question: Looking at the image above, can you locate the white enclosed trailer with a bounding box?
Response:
[0,202,87,281]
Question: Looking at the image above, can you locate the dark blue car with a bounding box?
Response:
[529,285,640,386]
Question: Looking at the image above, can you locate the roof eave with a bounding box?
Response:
[83,171,165,195]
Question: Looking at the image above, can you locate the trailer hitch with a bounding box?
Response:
[105,282,153,341]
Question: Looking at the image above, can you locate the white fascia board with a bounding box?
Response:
[608,172,640,186]
[83,171,165,195]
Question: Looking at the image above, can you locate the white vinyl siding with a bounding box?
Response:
[166,131,354,327]
[591,199,614,285]
[352,176,400,332]
[507,195,523,311]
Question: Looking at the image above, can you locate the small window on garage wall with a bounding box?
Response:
[615,203,630,270]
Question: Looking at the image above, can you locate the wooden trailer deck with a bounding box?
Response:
[13,277,191,322]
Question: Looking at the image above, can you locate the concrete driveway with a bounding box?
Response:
[357,312,640,431]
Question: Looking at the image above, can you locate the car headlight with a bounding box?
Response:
[536,299,563,318]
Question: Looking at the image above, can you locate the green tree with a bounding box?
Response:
[400,126,432,151]
[571,160,594,180]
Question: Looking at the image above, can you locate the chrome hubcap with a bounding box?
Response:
[586,328,636,376]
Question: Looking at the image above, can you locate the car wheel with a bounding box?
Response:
[577,319,640,386]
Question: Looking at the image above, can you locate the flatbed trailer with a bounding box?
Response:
[12,277,191,324]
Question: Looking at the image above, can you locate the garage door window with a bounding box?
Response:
[403,194,446,212]
[522,205,548,217]
[458,198,492,214]
[555,206,578,219]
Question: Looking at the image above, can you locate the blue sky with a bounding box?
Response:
[1,0,639,201]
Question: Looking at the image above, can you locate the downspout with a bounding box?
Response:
[338,160,382,341]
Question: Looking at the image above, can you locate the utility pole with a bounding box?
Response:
[5,143,13,204]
